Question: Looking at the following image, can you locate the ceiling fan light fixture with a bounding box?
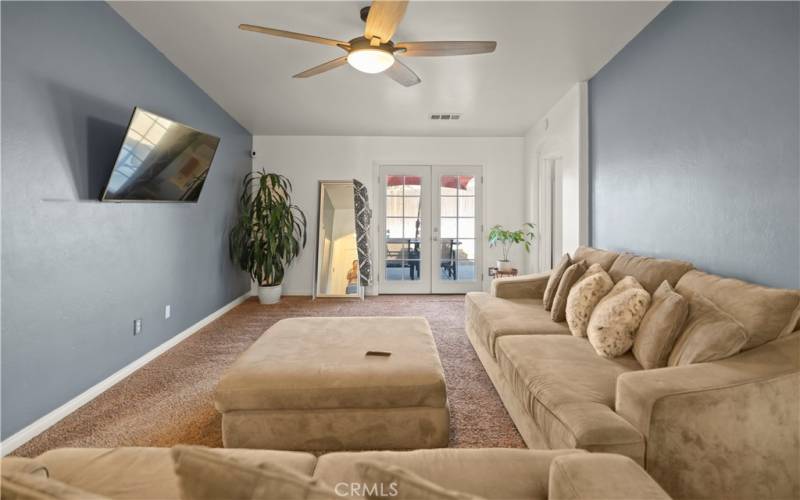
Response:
[347,48,395,74]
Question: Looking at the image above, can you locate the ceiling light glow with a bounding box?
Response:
[347,49,395,74]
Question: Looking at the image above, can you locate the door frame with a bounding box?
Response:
[373,162,485,295]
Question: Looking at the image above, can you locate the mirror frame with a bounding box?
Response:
[313,180,363,299]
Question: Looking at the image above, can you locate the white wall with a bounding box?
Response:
[523,82,589,273]
[252,136,525,295]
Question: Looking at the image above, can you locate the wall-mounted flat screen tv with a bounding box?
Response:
[101,108,220,202]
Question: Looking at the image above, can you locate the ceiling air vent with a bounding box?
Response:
[430,113,461,121]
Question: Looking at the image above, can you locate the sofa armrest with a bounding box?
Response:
[490,271,550,299]
[548,453,670,500]
[615,334,800,499]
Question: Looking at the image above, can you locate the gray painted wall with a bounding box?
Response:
[1,1,252,439]
[589,2,799,288]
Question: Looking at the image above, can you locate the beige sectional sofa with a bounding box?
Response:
[5,446,670,499]
[465,246,800,500]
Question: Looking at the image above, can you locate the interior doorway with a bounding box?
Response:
[538,157,563,271]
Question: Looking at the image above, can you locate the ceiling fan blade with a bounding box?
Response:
[293,56,349,78]
[239,24,348,49]
[396,41,497,57]
[384,59,420,87]
[364,0,408,43]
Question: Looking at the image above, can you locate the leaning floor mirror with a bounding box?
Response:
[314,180,371,299]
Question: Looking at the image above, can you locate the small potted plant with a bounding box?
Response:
[488,223,536,273]
[229,171,307,304]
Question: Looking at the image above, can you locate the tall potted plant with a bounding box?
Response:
[488,223,536,272]
[229,171,307,304]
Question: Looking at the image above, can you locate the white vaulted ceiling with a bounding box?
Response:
[111,1,667,136]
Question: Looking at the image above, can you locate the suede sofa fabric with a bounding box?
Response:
[633,281,689,369]
[550,261,588,322]
[494,335,644,463]
[18,447,669,500]
[571,246,620,271]
[608,253,694,294]
[214,317,449,450]
[675,270,800,350]
[491,271,551,300]
[35,447,316,500]
[616,334,800,500]
[543,254,571,311]
[0,458,49,478]
[465,293,569,358]
[466,246,799,499]
[548,454,670,500]
[170,445,336,500]
[215,317,446,412]
[356,461,483,500]
[667,294,749,366]
[0,472,109,500]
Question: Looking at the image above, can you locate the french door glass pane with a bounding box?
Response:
[438,173,478,282]
[386,197,403,217]
[403,197,420,218]
[386,218,403,238]
[458,196,475,217]
[458,218,475,239]
[385,173,424,285]
[440,218,457,238]
[404,176,422,196]
[441,197,457,217]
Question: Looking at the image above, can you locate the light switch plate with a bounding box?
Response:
[165,305,171,319]
[134,319,142,336]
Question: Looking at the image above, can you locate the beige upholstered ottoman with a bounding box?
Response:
[214,317,449,451]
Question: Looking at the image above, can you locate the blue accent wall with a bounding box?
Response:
[589,2,799,288]
[1,2,252,438]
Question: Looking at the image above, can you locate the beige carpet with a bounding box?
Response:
[14,295,525,457]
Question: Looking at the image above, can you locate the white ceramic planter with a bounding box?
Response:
[497,260,513,272]
[257,284,282,305]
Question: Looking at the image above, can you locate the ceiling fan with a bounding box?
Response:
[239,0,497,87]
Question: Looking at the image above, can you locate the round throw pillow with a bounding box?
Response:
[588,287,652,358]
[566,266,614,337]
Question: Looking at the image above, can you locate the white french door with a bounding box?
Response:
[378,165,483,294]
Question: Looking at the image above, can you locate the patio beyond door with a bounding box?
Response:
[379,165,483,294]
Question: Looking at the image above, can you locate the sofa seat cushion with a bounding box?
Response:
[313,448,585,500]
[465,292,569,358]
[36,447,317,500]
[495,336,644,458]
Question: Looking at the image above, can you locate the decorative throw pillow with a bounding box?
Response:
[633,281,689,369]
[543,253,571,311]
[356,461,486,500]
[0,472,108,500]
[668,294,749,366]
[587,282,651,358]
[566,265,614,336]
[550,260,588,322]
[171,445,336,500]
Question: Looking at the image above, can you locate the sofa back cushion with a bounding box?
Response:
[609,253,694,294]
[543,254,572,311]
[676,270,800,350]
[572,246,620,271]
[668,294,749,366]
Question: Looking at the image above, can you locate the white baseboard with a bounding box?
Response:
[0,291,253,456]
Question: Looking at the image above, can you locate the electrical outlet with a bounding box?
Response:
[133,319,142,336]
[165,304,171,319]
